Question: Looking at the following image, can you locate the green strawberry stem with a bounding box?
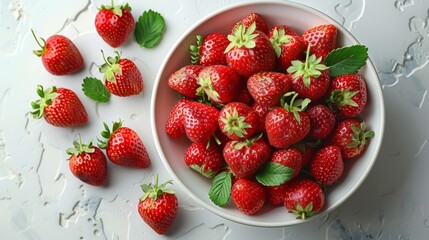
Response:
[97,119,123,149]
[220,107,251,138]
[140,174,175,201]
[270,28,291,57]
[349,122,375,149]
[232,133,263,150]
[31,29,46,57]
[66,134,95,159]
[280,91,311,123]
[30,85,59,119]
[99,50,122,83]
[190,35,203,65]
[224,22,258,53]
[99,0,131,16]
[327,88,359,108]
[289,203,317,219]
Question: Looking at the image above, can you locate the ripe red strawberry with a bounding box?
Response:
[284,178,325,219]
[66,136,107,186]
[327,73,368,118]
[184,142,224,178]
[165,98,194,138]
[268,25,306,71]
[225,22,276,77]
[247,71,292,107]
[329,119,374,159]
[99,51,144,97]
[95,1,135,48]
[168,65,204,99]
[98,120,151,168]
[190,33,229,66]
[266,182,289,206]
[218,102,259,140]
[31,30,84,75]
[223,135,271,179]
[197,65,242,104]
[231,178,266,215]
[271,148,303,179]
[231,12,269,34]
[307,104,336,139]
[138,175,178,235]
[310,145,344,185]
[287,45,330,101]
[302,24,337,59]
[265,91,311,148]
[251,102,270,132]
[183,101,219,143]
[30,85,88,127]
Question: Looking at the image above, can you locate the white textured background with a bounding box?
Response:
[1,0,429,239]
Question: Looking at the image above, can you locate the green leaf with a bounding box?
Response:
[325,45,368,77]
[208,171,232,207]
[82,77,111,103]
[134,9,165,48]
[255,162,294,186]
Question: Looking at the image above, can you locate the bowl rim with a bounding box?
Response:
[150,0,385,227]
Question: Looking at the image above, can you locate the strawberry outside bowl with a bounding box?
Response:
[150,0,385,227]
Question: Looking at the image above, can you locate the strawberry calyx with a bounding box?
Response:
[287,44,329,87]
[220,107,251,139]
[31,29,47,57]
[231,133,263,150]
[327,88,359,108]
[99,50,123,83]
[269,27,292,57]
[66,135,95,159]
[30,85,60,119]
[196,76,220,103]
[289,203,317,219]
[140,174,175,201]
[98,0,131,16]
[189,35,203,65]
[280,91,311,123]
[224,22,259,53]
[348,122,375,150]
[189,164,217,178]
[97,119,123,149]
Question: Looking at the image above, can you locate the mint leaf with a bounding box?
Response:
[208,171,232,207]
[82,77,110,103]
[255,162,294,186]
[134,9,165,48]
[325,45,368,77]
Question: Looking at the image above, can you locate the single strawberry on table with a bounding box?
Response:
[218,102,259,140]
[138,174,178,235]
[66,135,108,186]
[98,120,151,168]
[231,178,266,215]
[99,51,144,97]
[302,24,337,59]
[184,142,224,178]
[30,85,88,127]
[310,145,344,186]
[168,65,204,99]
[95,1,135,48]
[31,30,84,75]
[247,71,292,108]
[284,178,325,219]
[190,33,229,66]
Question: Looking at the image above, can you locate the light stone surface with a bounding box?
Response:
[1,0,429,239]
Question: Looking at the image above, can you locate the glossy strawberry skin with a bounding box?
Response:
[271,148,303,179]
[247,71,292,107]
[265,107,311,148]
[307,104,336,140]
[165,98,194,138]
[284,178,325,218]
[302,24,337,59]
[223,138,271,179]
[266,182,289,206]
[231,13,269,34]
[225,30,276,77]
[218,102,259,140]
[231,179,266,215]
[95,6,135,48]
[105,58,144,97]
[39,35,84,75]
[69,147,108,186]
[44,88,88,127]
[328,74,368,118]
[106,127,151,168]
[290,69,330,101]
[251,103,270,132]
[183,102,219,143]
[198,33,229,66]
[310,145,344,185]
[168,65,204,98]
[184,142,224,178]
[138,192,178,235]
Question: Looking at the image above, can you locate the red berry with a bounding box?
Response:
[310,145,344,185]
[302,24,337,59]
[307,104,336,139]
[284,178,325,219]
[231,179,266,215]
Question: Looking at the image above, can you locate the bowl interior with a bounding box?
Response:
[151,1,385,227]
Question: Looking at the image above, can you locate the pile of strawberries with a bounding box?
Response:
[30,1,177,235]
[165,13,375,219]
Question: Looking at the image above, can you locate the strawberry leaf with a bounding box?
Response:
[325,45,368,77]
[134,9,165,48]
[82,77,111,103]
[208,171,232,207]
[255,162,294,186]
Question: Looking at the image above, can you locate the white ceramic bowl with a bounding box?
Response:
[151,1,385,227]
